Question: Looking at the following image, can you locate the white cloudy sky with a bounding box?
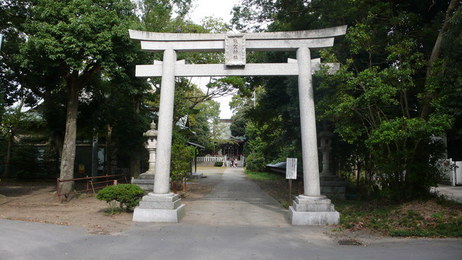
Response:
[189,0,240,119]
[189,0,238,24]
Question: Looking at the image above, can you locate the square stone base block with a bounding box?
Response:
[289,206,339,225]
[289,195,339,225]
[133,204,185,222]
[132,193,185,223]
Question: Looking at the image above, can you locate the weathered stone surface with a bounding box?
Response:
[293,196,336,212]
[153,48,176,194]
[129,26,347,41]
[297,47,320,197]
[225,34,246,66]
[133,204,185,223]
[133,193,185,222]
[138,198,182,210]
[289,195,340,225]
[136,61,339,78]
[289,206,339,225]
[141,192,180,202]
[131,175,154,192]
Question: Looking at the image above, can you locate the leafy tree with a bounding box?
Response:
[170,132,195,181]
[0,100,43,177]
[18,0,141,197]
[232,0,462,200]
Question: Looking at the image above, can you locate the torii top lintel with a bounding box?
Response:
[128,25,347,52]
[130,25,347,77]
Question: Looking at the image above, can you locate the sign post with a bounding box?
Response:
[286,158,297,202]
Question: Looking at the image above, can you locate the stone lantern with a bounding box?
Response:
[131,121,158,191]
[318,130,346,199]
[318,130,334,176]
[143,121,158,175]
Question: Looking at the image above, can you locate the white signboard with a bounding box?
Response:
[286,158,297,179]
[225,34,246,66]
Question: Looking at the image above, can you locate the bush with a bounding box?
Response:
[96,184,145,213]
[170,139,195,181]
[246,152,266,171]
[214,161,223,167]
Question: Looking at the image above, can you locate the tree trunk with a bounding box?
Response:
[105,125,113,175]
[59,76,79,199]
[421,0,459,119]
[53,133,64,162]
[91,131,98,177]
[356,157,361,188]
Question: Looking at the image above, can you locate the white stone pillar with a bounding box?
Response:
[289,47,339,225]
[297,47,321,196]
[133,48,185,222]
[154,48,176,194]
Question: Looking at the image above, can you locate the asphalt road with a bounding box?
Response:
[1,168,461,260]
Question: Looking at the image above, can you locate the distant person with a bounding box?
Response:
[233,158,238,168]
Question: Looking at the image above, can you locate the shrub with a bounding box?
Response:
[214,161,223,167]
[170,139,195,181]
[96,184,145,213]
[246,152,266,171]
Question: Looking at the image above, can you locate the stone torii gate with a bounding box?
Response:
[130,26,347,225]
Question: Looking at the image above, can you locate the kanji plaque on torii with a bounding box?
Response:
[225,34,246,66]
[129,26,347,225]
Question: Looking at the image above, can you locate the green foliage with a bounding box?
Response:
[170,133,195,181]
[214,161,223,167]
[11,145,44,179]
[336,199,462,237]
[231,0,462,201]
[245,151,266,172]
[245,170,281,181]
[96,184,144,213]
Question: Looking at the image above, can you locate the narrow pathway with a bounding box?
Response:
[432,185,462,203]
[182,167,289,227]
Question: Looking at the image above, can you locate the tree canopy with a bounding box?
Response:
[0,1,233,199]
[231,0,462,200]
[2,0,460,202]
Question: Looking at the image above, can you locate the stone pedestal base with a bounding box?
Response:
[289,195,339,225]
[133,193,185,222]
[131,173,155,191]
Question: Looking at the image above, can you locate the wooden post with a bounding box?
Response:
[289,179,293,202]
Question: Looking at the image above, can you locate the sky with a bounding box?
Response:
[189,0,240,119]
[189,0,238,24]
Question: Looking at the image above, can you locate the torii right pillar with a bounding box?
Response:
[289,47,340,225]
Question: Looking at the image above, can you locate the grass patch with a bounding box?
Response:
[245,169,302,208]
[334,199,462,237]
[244,169,462,238]
[245,170,283,181]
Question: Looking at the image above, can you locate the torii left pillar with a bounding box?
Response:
[133,48,185,222]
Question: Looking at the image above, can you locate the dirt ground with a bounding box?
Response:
[0,179,216,235]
